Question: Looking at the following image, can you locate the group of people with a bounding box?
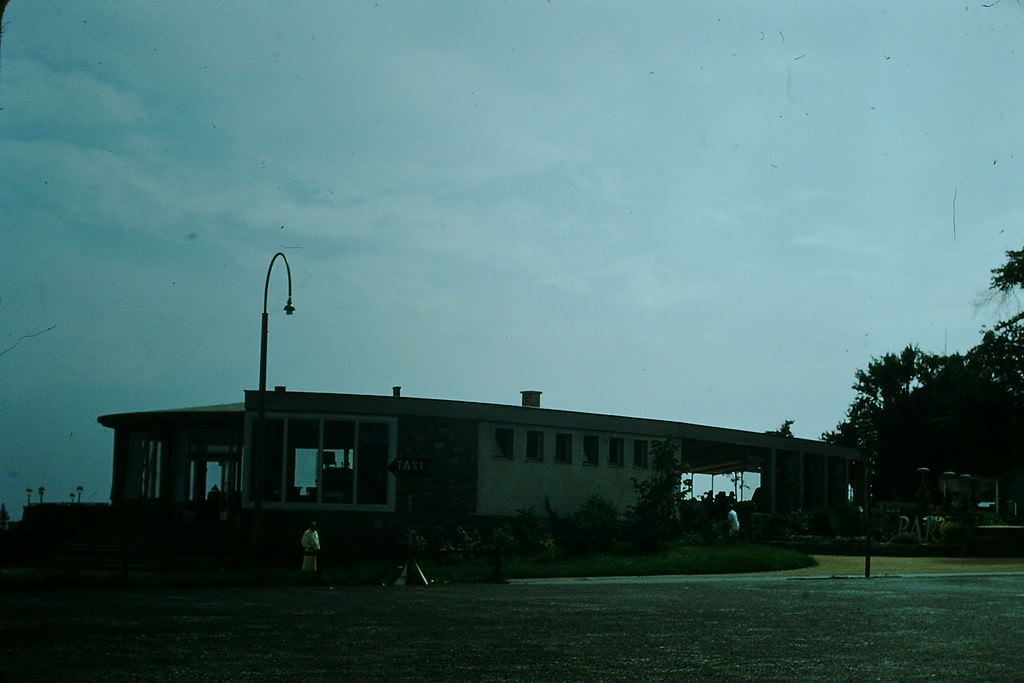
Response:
[693,490,742,537]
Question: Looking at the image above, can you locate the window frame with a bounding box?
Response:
[244,412,396,511]
[525,430,545,462]
[555,432,573,464]
[582,434,600,466]
[608,437,625,468]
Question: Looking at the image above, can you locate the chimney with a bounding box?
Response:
[274,386,286,392]
[392,386,402,397]
[521,390,542,408]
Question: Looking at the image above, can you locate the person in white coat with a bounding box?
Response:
[301,521,321,581]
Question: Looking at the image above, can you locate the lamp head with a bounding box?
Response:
[284,297,295,315]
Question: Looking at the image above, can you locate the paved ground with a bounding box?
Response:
[742,553,1024,578]
[3,556,1024,682]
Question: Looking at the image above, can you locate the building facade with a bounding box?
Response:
[98,388,863,551]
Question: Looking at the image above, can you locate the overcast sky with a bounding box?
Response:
[2,1,1022,517]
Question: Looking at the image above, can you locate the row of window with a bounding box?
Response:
[493,427,650,468]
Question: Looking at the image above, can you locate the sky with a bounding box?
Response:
[2,1,1023,519]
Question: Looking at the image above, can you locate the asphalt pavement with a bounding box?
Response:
[3,556,1024,682]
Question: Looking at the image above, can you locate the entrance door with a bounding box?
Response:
[187,458,237,521]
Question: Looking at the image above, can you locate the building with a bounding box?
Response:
[97,387,863,552]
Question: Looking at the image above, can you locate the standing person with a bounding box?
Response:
[727,505,740,537]
[300,521,321,583]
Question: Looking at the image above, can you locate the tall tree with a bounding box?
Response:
[827,248,1024,502]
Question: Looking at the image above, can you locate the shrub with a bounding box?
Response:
[563,495,620,555]
[889,532,919,545]
[511,507,552,556]
[808,507,838,536]
[939,521,969,545]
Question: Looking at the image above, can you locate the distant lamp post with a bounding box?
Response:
[253,252,295,558]
[916,466,931,510]
[941,472,957,510]
[960,473,973,509]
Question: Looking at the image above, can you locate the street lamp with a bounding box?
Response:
[253,252,295,561]
[916,466,931,511]
[959,473,972,510]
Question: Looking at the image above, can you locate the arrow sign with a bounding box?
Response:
[387,458,430,477]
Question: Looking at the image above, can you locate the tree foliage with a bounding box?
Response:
[766,420,795,438]
[826,248,1024,502]
[628,438,685,551]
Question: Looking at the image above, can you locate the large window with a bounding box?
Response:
[250,416,392,507]
[287,419,320,502]
[322,420,355,503]
[185,429,242,515]
[127,431,164,499]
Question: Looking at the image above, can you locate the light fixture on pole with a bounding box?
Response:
[253,252,294,561]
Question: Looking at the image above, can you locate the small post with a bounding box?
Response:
[864,473,872,579]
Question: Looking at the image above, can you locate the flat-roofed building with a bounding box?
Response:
[98,387,863,552]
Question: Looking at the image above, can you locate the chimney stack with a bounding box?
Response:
[392,386,402,397]
[521,390,542,408]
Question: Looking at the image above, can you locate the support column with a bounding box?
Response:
[822,455,829,509]
[798,451,805,510]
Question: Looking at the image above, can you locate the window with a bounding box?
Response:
[555,433,572,463]
[583,435,599,466]
[526,430,544,461]
[128,431,164,499]
[494,428,514,459]
[608,437,624,467]
[633,439,649,469]
[249,416,391,507]
[322,420,355,503]
[186,429,242,508]
[288,419,320,502]
[254,418,285,502]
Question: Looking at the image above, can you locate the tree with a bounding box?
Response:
[826,346,1020,502]
[977,247,1024,401]
[826,248,1024,502]
[0,2,9,74]
[628,438,685,551]
[766,420,795,438]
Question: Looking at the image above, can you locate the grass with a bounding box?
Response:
[0,542,816,589]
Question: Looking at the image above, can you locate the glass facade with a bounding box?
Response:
[248,414,394,509]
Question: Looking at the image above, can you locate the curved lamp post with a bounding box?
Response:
[253,252,294,560]
[259,253,295,400]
